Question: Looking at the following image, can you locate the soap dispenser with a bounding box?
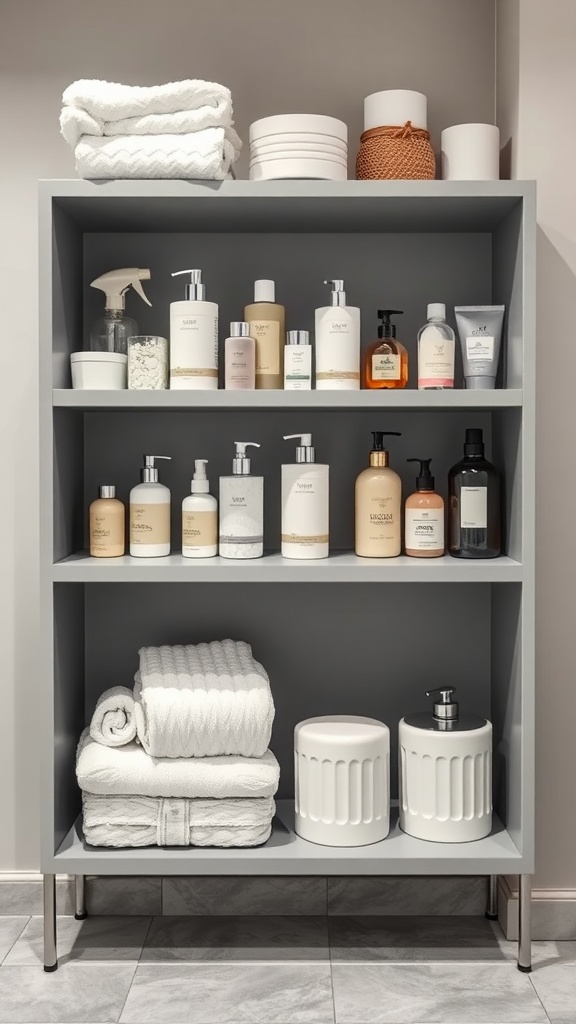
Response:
[130,455,172,558]
[355,431,402,557]
[182,459,218,558]
[219,442,264,559]
[399,688,492,843]
[315,279,361,390]
[281,434,329,559]
[405,458,445,558]
[364,310,408,389]
[169,269,218,390]
[448,428,501,559]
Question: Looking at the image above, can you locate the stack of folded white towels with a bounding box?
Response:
[77,640,279,848]
[60,78,242,180]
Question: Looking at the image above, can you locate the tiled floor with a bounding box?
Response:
[0,914,574,1023]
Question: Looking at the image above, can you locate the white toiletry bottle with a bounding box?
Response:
[169,269,219,390]
[219,442,264,559]
[182,459,218,558]
[129,455,172,558]
[282,434,329,559]
[284,330,312,390]
[417,303,455,390]
[315,279,361,390]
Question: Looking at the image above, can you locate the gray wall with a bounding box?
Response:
[0,0,496,870]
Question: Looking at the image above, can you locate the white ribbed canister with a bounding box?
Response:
[399,689,492,843]
[294,716,390,847]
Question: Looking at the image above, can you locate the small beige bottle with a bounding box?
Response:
[405,458,445,557]
[244,280,285,389]
[89,485,125,557]
[355,432,402,558]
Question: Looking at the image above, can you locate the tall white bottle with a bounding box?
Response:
[182,459,218,558]
[170,269,218,390]
[315,279,360,390]
[219,442,264,559]
[281,433,329,559]
[130,455,171,557]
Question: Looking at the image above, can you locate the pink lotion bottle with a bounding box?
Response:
[225,321,256,390]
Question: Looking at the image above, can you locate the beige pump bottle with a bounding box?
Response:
[244,279,285,389]
[89,485,125,557]
[355,431,402,558]
[405,458,445,557]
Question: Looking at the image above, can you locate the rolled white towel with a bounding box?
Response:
[89,687,136,748]
[73,128,241,181]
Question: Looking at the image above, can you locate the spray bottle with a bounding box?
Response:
[90,268,152,354]
[182,459,218,559]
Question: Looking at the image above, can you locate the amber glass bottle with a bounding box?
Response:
[364,310,408,389]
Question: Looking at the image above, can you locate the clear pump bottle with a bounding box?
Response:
[129,455,172,558]
[219,442,264,559]
[281,433,329,559]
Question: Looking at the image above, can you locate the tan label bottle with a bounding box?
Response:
[244,279,285,390]
[89,485,125,557]
[405,458,445,557]
[355,432,402,558]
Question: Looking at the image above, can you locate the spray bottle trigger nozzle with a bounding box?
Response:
[132,277,152,307]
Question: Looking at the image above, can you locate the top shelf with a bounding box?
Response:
[40,179,535,234]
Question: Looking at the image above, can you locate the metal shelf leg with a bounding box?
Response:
[518,874,532,972]
[75,875,87,920]
[486,875,498,920]
[43,874,57,972]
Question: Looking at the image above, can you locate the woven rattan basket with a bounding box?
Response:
[356,121,435,180]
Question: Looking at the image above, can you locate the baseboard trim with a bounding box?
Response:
[498,876,576,940]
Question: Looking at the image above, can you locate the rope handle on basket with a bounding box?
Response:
[360,121,431,142]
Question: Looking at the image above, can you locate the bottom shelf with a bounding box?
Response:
[51,801,523,875]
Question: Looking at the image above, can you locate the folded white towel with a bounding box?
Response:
[82,792,275,847]
[61,105,234,147]
[134,641,274,759]
[89,687,136,748]
[77,729,280,799]
[62,78,232,123]
[73,128,241,181]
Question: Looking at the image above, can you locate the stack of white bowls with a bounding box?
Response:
[249,114,348,181]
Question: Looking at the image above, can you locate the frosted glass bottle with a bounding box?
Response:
[417,303,455,389]
[219,442,264,559]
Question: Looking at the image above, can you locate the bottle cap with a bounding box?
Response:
[233,441,260,475]
[407,458,434,491]
[254,280,275,302]
[171,269,205,300]
[191,458,209,493]
[99,485,116,499]
[230,322,250,338]
[378,310,403,339]
[465,376,495,390]
[283,433,315,463]
[463,428,484,457]
[141,454,171,483]
[427,303,446,320]
[286,330,310,346]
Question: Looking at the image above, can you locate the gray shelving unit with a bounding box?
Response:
[39,179,535,970]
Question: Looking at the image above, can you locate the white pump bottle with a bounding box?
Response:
[90,268,152,354]
[182,459,218,558]
[130,455,172,558]
[315,279,361,390]
[170,269,219,390]
[281,434,329,559]
[219,442,264,559]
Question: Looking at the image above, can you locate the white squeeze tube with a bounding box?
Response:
[454,305,505,390]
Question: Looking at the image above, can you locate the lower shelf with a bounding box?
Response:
[50,801,523,876]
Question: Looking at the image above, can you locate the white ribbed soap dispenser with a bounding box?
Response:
[399,688,492,843]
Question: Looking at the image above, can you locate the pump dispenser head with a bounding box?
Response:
[369,431,401,467]
[90,268,152,311]
[171,269,206,300]
[426,687,459,722]
[283,433,315,463]
[141,455,171,483]
[324,279,347,307]
[191,459,209,493]
[407,458,435,491]
[463,428,484,456]
[232,441,260,475]
[377,310,403,339]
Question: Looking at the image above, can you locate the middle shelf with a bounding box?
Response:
[53,551,523,583]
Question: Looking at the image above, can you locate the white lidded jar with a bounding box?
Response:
[169,269,218,390]
[399,688,492,843]
[315,279,360,390]
[182,459,218,558]
[219,442,264,559]
[281,433,329,559]
[129,455,171,558]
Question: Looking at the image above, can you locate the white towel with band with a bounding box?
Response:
[77,729,280,799]
[134,641,274,759]
[72,128,241,181]
[89,687,136,748]
[82,792,275,848]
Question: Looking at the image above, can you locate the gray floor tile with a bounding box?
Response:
[0,918,28,964]
[329,916,533,963]
[331,963,548,1023]
[163,877,327,915]
[327,877,487,916]
[0,964,135,1023]
[530,962,576,1023]
[4,914,151,966]
[120,963,334,1023]
[0,880,74,916]
[87,876,162,916]
[142,914,329,962]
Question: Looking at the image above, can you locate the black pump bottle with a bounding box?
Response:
[448,428,501,558]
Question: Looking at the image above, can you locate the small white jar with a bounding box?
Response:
[70,351,127,390]
[441,123,500,181]
[128,336,169,390]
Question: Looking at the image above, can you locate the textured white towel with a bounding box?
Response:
[134,641,274,759]
[73,128,241,181]
[89,687,136,748]
[76,729,280,799]
[62,78,232,123]
[82,792,274,848]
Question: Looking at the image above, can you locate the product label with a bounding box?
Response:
[418,328,455,388]
[226,342,254,389]
[405,508,444,550]
[466,336,494,362]
[130,502,170,545]
[367,495,399,540]
[460,486,488,529]
[90,509,124,554]
[182,511,217,549]
[282,469,329,550]
[281,533,329,545]
[284,347,312,389]
[315,311,360,384]
[170,311,218,383]
[250,320,280,376]
[372,353,400,381]
[219,481,263,546]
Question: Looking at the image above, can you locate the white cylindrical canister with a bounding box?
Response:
[441,123,500,181]
[295,716,390,847]
[364,90,427,131]
[399,688,492,843]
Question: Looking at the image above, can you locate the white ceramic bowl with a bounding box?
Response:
[250,157,348,181]
[250,140,348,159]
[250,114,348,144]
[70,351,127,390]
[250,131,348,149]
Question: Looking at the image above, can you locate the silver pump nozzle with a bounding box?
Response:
[191,458,209,493]
[230,322,250,338]
[172,269,205,300]
[425,687,459,722]
[99,485,116,499]
[283,433,315,463]
[286,330,310,346]
[324,279,346,307]
[141,454,171,483]
[233,441,260,475]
